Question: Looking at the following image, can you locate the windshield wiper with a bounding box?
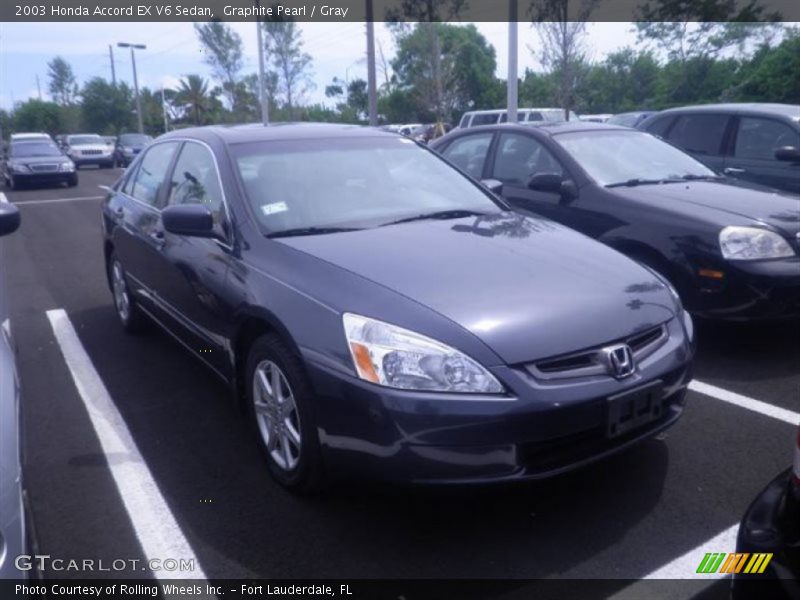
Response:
[267,226,363,239]
[381,209,490,227]
[679,173,723,181]
[606,178,674,188]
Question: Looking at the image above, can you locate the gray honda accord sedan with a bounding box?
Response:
[102,124,694,491]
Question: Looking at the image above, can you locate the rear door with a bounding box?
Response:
[437,132,495,180]
[109,141,179,310]
[154,141,236,378]
[725,115,800,193]
[662,112,732,173]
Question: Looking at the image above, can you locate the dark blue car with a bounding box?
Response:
[101,124,694,491]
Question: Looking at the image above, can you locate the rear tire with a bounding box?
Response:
[245,334,325,493]
[108,255,147,333]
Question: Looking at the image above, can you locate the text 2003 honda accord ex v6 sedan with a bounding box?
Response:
[101,124,694,491]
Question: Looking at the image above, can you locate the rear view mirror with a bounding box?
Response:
[0,203,21,237]
[162,204,214,238]
[775,146,800,163]
[527,172,563,193]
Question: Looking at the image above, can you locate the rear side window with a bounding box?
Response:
[527,112,544,122]
[470,113,500,127]
[167,142,226,228]
[491,133,563,185]
[734,117,800,160]
[459,113,471,128]
[130,142,178,207]
[666,114,729,155]
[642,115,674,137]
[440,133,493,179]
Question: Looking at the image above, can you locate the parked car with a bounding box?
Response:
[458,108,580,128]
[579,114,614,123]
[607,111,655,128]
[732,426,799,599]
[638,103,800,194]
[2,140,77,189]
[431,122,800,320]
[397,123,422,136]
[113,133,153,167]
[409,122,452,144]
[0,194,26,578]
[63,133,115,169]
[102,123,693,491]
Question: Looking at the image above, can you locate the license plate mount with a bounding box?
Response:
[606,381,664,438]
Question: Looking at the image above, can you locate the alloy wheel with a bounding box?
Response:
[252,360,302,471]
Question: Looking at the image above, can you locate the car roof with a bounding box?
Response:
[656,103,800,119]
[460,121,631,136]
[160,122,396,145]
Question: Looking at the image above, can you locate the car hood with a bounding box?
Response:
[279,213,676,364]
[612,180,800,236]
[10,155,66,165]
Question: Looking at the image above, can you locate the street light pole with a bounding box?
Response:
[118,42,146,133]
[508,0,519,124]
[366,0,378,126]
[255,0,269,126]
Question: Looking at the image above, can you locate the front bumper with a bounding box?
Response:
[691,258,800,320]
[9,171,74,185]
[72,154,113,166]
[307,316,693,484]
[732,469,800,599]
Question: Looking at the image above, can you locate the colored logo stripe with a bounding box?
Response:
[697,552,773,574]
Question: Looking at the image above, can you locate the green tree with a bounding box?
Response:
[81,78,134,134]
[12,99,63,133]
[174,75,215,125]
[194,22,244,112]
[392,23,500,123]
[47,56,79,106]
[733,30,800,103]
[261,20,313,118]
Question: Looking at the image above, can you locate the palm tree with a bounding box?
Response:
[175,75,212,125]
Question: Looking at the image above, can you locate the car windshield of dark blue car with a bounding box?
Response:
[10,142,62,158]
[554,129,717,188]
[233,136,501,237]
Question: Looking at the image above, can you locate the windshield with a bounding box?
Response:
[69,135,103,145]
[119,134,151,145]
[555,130,717,186]
[233,136,502,235]
[10,142,63,158]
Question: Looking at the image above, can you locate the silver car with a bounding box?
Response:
[0,195,24,578]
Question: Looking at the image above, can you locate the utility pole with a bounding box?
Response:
[118,42,146,133]
[161,87,169,133]
[109,44,116,85]
[365,0,378,126]
[35,75,42,100]
[255,0,269,126]
[508,0,519,123]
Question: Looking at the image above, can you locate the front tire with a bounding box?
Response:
[109,255,147,333]
[245,335,324,493]
[67,174,78,187]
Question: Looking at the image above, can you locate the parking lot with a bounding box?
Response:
[4,169,799,593]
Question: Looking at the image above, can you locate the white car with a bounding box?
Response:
[9,132,52,143]
[64,134,115,169]
[458,108,580,128]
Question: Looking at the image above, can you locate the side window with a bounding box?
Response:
[120,162,140,196]
[471,113,499,127]
[440,133,493,179]
[527,112,544,122]
[167,142,226,228]
[458,113,471,128]
[130,142,178,206]
[491,133,563,185]
[734,117,800,161]
[666,114,729,155]
[644,115,674,138]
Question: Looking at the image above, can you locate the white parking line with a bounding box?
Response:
[46,309,208,581]
[690,380,800,426]
[13,195,104,206]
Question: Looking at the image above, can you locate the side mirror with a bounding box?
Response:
[481,178,504,195]
[0,203,20,237]
[775,146,800,163]
[162,204,214,238]
[527,172,563,193]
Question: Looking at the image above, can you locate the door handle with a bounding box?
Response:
[114,207,124,218]
[149,229,165,247]
[724,167,746,175]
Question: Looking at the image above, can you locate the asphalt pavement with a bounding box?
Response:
[3,168,798,593]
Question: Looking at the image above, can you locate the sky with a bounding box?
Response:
[0,21,639,111]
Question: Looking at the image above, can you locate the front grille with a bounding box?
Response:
[527,324,668,381]
[29,164,59,172]
[81,149,102,156]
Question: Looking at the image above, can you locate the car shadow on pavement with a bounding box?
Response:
[67,304,672,582]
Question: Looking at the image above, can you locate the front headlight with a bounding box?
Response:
[719,226,794,260]
[58,161,75,172]
[343,313,504,394]
[123,146,134,155]
[8,163,30,173]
